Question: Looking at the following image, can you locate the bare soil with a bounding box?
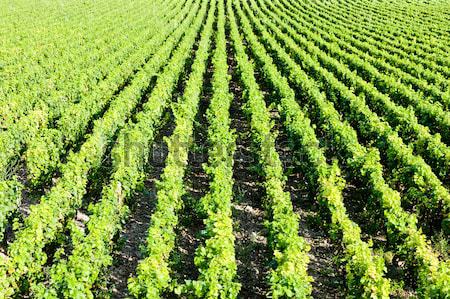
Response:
[168,61,212,286]
[228,45,271,298]
[104,118,173,299]
[274,119,346,299]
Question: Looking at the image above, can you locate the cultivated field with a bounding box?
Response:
[0,0,449,298]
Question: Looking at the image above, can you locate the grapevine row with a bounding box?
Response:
[295,0,450,89]
[275,0,450,107]
[0,0,151,128]
[29,0,213,296]
[181,0,241,297]
[271,0,450,143]
[266,0,450,182]
[0,0,182,181]
[0,0,194,240]
[23,0,192,184]
[251,0,450,231]
[0,0,205,295]
[232,0,390,297]
[235,1,449,295]
[328,0,450,57]
[229,1,314,297]
[127,0,213,296]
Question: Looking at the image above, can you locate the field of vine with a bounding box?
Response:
[0,0,449,297]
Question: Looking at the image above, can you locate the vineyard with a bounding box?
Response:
[0,0,449,297]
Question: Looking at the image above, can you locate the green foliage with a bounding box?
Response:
[0,179,22,239]
[0,0,200,295]
[255,0,450,227]
[229,1,313,297]
[181,1,241,297]
[0,0,189,239]
[1,0,449,298]
[128,1,215,297]
[269,0,450,183]
[238,0,450,295]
